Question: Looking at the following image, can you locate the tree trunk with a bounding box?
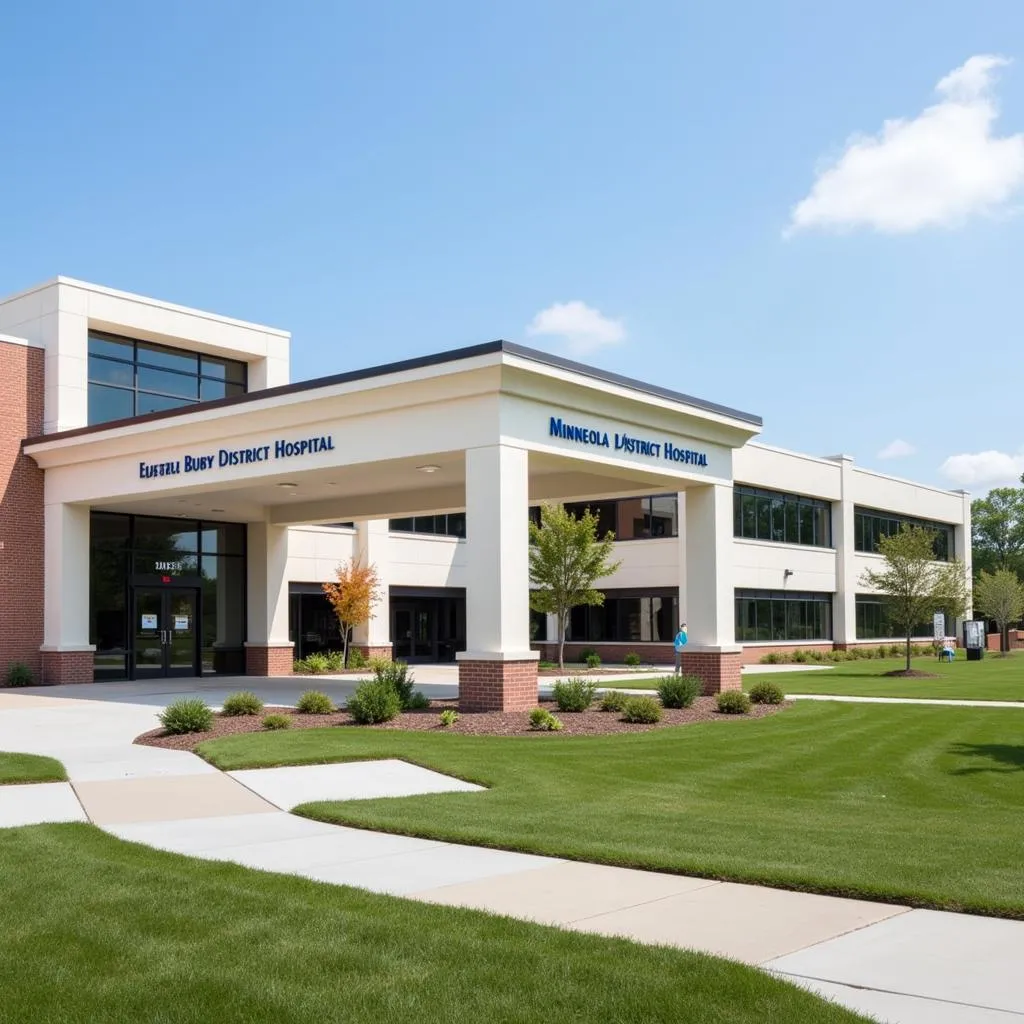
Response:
[342,625,350,669]
[557,614,566,672]
[905,635,911,673]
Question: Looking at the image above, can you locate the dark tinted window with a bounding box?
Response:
[733,486,832,548]
[735,589,833,642]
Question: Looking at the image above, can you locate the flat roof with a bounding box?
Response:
[23,339,762,447]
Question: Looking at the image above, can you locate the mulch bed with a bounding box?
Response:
[882,669,941,678]
[135,696,788,750]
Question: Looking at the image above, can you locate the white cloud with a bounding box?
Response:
[526,301,626,356]
[787,55,1024,234]
[939,448,1024,488]
[877,439,916,459]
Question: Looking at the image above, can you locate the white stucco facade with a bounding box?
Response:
[3,278,972,699]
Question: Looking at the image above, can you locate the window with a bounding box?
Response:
[566,589,678,643]
[855,595,933,639]
[87,332,247,426]
[389,513,466,538]
[854,508,953,562]
[734,589,833,642]
[733,486,831,548]
[560,494,679,541]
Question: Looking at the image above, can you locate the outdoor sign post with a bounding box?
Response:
[933,612,945,644]
[963,620,986,662]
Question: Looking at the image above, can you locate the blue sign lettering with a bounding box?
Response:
[139,435,335,480]
[548,416,707,468]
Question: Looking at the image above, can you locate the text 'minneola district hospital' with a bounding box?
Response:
[0,279,972,709]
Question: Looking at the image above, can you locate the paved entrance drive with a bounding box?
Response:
[1,686,1022,1023]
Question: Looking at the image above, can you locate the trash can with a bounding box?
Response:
[966,646,983,662]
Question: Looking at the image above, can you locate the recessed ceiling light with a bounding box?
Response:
[417,464,441,474]
[277,482,298,489]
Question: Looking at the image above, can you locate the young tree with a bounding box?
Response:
[860,524,969,674]
[322,558,382,668]
[971,484,1024,579]
[974,569,1024,654]
[528,502,621,671]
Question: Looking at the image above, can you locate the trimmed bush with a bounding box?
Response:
[657,674,700,709]
[623,652,641,668]
[367,655,393,674]
[748,681,784,705]
[405,691,431,711]
[439,709,459,728]
[296,690,334,715]
[347,679,401,724]
[621,696,662,724]
[791,649,809,664]
[262,714,290,730]
[301,653,331,675]
[159,698,214,735]
[760,651,783,665]
[599,690,628,712]
[584,653,601,669]
[716,690,751,715]
[221,691,264,717]
[374,660,415,707]
[578,647,598,663]
[5,662,33,687]
[529,707,563,731]
[552,677,596,712]
[538,660,558,670]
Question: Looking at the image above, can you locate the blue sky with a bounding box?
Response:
[2,1,1023,492]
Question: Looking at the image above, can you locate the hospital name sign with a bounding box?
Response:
[549,417,708,467]
[139,434,335,480]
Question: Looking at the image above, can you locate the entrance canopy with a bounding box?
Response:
[25,341,761,521]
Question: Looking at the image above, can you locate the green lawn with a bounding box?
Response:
[0,823,866,1024]
[0,752,67,785]
[200,701,1024,918]
[760,652,1024,701]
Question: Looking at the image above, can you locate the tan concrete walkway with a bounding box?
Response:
[2,687,1023,1023]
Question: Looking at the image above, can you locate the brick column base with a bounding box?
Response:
[40,650,94,685]
[680,649,742,694]
[245,644,295,676]
[351,644,393,662]
[458,659,538,712]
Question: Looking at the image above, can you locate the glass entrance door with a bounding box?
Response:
[392,603,435,661]
[132,588,199,678]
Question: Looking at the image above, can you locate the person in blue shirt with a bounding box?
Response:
[673,622,688,674]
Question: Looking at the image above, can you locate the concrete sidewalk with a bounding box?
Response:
[0,688,1022,1023]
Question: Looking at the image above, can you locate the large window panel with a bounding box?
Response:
[853,508,954,562]
[565,590,678,643]
[734,589,833,642]
[734,486,832,548]
[88,383,134,424]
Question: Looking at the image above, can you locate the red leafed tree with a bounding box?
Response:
[322,558,382,668]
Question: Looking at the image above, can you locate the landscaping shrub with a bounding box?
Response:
[374,660,415,707]
[791,649,808,664]
[528,707,563,731]
[578,647,598,663]
[159,698,214,735]
[621,696,662,724]
[585,652,601,669]
[302,652,331,675]
[552,677,596,712]
[221,691,264,717]
[262,714,290,730]
[807,649,826,663]
[657,674,700,709]
[538,660,558,670]
[347,679,401,724]
[624,652,641,667]
[5,662,33,687]
[716,690,751,715]
[760,652,783,665]
[367,655,393,674]
[346,647,369,669]
[438,709,459,728]
[404,691,431,711]
[748,681,784,705]
[296,690,334,715]
[599,690,628,712]
[324,651,345,672]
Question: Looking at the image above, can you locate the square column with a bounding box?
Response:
[681,483,741,693]
[245,521,293,675]
[40,501,94,684]
[832,455,858,647]
[456,444,538,711]
[351,519,392,660]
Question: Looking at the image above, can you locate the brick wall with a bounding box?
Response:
[0,340,44,685]
[245,644,295,676]
[740,643,834,665]
[987,631,1024,652]
[458,659,538,712]
[536,643,675,666]
[352,644,393,661]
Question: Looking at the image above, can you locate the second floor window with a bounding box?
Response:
[87,332,247,426]
[734,485,832,547]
